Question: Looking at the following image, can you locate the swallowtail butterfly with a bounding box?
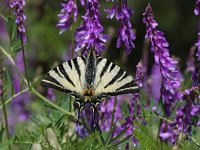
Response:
[41,49,139,123]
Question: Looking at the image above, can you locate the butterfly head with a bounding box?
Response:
[82,89,95,102]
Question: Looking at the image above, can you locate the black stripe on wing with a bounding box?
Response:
[100,60,111,78]
[104,68,124,88]
[110,63,115,72]
[116,81,139,93]
[96,56,139,96]
[80,56,86,64]
[68,60,72,69]
[53,67,62,77]
[41,56,86,93]
[73,58,81,77]
[59,64,75,87]
[118,72,129,82]
[105,82,139,96]
[41,73,70,93]
[107,89,139,96]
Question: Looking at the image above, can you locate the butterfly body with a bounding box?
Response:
[41,49,139,122]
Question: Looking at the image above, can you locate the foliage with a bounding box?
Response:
[0,0,200,150]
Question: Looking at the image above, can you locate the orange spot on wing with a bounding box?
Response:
[82,89,95,96]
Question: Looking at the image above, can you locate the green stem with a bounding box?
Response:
[1,98,10,140]
[14,141,34,145]
[0,88,29,110]
[81,115,92,134]
[156,118,163,150]
[0,51,10,149]
[0,46,74,118]
[31,88,76,119]
[187,134,200,147]
[107,135,132,149]
[66,96,73,137]
[66,21,76,136]
[105,96,117,145]
[108,125,130,145]
[0,46,15,65]
[152,112,173,123]
[0,77,42,109]
[20,36,31,88]
[0,13,8,22]
[0,46,28,85]
[98,132,106,146]
[7,2,13,50]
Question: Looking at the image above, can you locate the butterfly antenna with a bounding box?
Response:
[93,106,96,128]
[94,107,101,132]
[90,104,101,132]
[77,105,84,126]
[77,108,81,126]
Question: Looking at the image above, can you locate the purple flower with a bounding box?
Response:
[75,123,89,138]
[160,132,172,140]
[135,61,144,88]
[10,0,26,42]
[57,0,78,34]
[150,64,162,102]
[160,87,200,144]
[100,97,123,134]
[196,33,200,60]
[47,89,56,101]
[80,0,85,6]
[192,64,200,87]
[120,61,144,146]
[105,0,136,54]
[75,100,108,137]
[74,105,92,138]
[105,4,116,19]
[194,0,200,16]
[75,0,109,53]
[143,4,180,116]
[186,45,196,73]
[120,93,141,146]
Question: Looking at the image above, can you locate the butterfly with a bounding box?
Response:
[41,49,139,124]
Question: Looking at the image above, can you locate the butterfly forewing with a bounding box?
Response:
[94,57,139,96]
[41,56,86,95]
[41,53,139,99]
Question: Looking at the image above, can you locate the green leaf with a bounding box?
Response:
[75,133,104,150]
[0,135,14,149]
[11,39,21,53]
[108,125,130,144]
[0,124,5,142]
[107,135,131,149]
[134,126,158,150]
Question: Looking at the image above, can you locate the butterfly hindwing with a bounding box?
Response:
[94,57,139,96]
[41,56,86,95]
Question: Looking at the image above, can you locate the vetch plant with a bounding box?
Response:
[105,0,136,54]
[10,0,26,42]
[0,1,199,150]
[74,0,109,53]
[143,4,181,117]
[57,0,78,34]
